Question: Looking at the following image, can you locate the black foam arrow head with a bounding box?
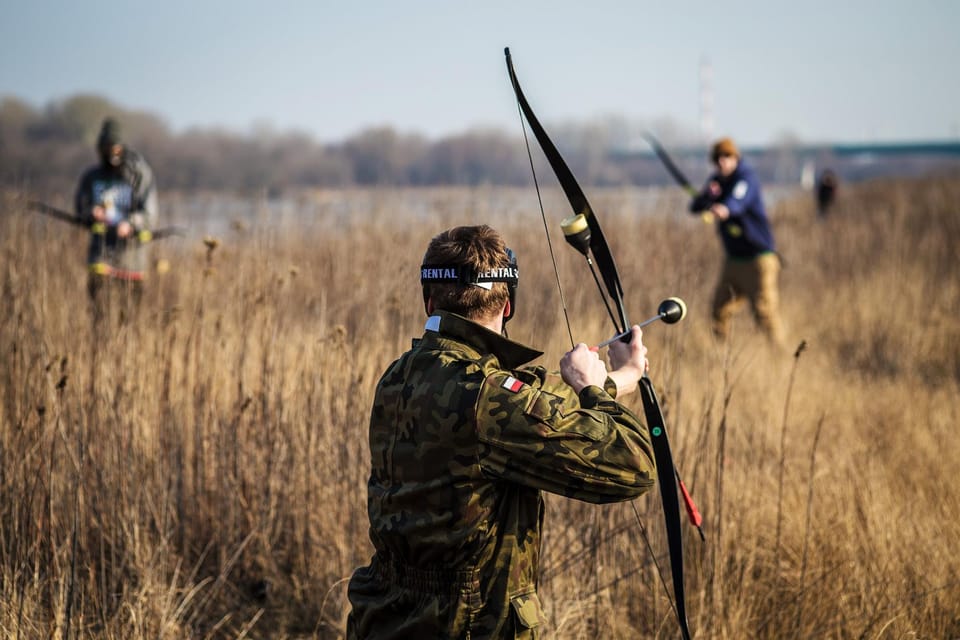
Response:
[658,297,687,324]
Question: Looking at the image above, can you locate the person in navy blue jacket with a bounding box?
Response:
[690,137,784,345]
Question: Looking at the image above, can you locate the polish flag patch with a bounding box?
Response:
[502,376,524,393]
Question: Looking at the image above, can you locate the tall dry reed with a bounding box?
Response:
[1,177,958,638]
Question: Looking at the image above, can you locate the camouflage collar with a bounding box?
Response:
[421,312,543,369]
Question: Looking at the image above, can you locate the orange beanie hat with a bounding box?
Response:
[711,137,740,163]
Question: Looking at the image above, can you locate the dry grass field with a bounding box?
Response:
[2,176,959,639]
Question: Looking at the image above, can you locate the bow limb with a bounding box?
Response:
[505,47,695,640]
[637,379,694,640]
[504,48,628,335]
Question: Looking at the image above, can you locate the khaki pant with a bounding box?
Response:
[712,252,784,344]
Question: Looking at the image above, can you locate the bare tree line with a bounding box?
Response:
[7,93,955,201]
[1,94,682,196]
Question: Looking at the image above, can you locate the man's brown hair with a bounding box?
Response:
[421,225,511,321]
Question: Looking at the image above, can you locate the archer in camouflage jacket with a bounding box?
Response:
[346,311,656,639]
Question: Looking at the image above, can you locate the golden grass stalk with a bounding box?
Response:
[1,177,958,638]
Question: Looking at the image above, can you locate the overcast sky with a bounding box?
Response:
[2,0,958,146]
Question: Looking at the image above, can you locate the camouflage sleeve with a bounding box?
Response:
[475,368,656,503]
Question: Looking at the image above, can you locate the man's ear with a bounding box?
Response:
[425,297,435,315]
[503,299,511,318]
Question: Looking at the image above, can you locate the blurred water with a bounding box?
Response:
[159,184,804,248]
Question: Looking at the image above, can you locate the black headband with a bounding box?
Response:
[420,248,518,287]
[419,264,518,286]
[420,247,519,322]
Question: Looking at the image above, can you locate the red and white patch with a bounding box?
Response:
[502,376,524,393]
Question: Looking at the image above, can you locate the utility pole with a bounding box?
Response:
[699,56,714,145]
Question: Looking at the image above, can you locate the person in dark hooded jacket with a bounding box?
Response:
[74,117,158,319]
[690,137,784,345]
[815,168,838,219]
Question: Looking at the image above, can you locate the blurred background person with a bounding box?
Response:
[690,137,784,346]
[74,117,158,321]
[816,168,839,219]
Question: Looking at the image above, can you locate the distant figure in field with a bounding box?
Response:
[690,137,784,346]
[74,117,158,320]
[346,224,656,638]
[816,169,838,219]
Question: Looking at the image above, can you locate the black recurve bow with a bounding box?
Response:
[505,47,701,640]
[642,133,714,225]
[642,132,699,197]
[26,200,187,240]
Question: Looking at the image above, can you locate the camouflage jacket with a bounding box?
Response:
[347,312,656,639]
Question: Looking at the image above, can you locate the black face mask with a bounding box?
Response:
[99,143,124,168]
